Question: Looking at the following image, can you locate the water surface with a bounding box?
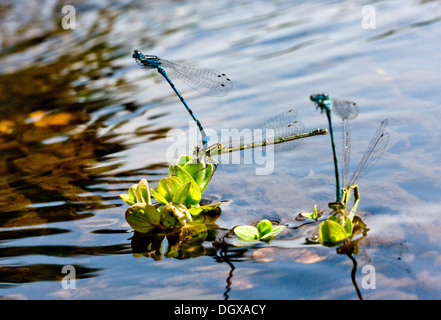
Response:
[1,0,441,300]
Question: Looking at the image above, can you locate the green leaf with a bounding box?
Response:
[125,179,152,204]
[168,165,202,206]
[190,202,222,224]
[270,225,286,237]
[176,155,192,167]
[125,203,161,233]
[128,184,138,203]
[150,188,169,205]
[170,156,213,194]
[259,234,275,242]
[135,179,151,204]
[189,202,222,216]
[180,159,202,178]
[198,164,213,193]
[185,181,202,207]
[260,224,286,242]
[343,217,353,236]
[119,193,134,206]
[299,205,318,221]
[328,215,352,236]
[233,220,286,243]
[181,160,213,193]
[158,177,182,203]
[257,219,273,239]
[173,181,191,204]
[169,164,198,188]
[233,225,259,242]
[319,220,349,246]
[160,202,193,229]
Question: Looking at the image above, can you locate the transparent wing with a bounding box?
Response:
[360,238,412,273]
[218,109,306,151]
[159,58,233,97]
[331,98,358,186]
[348,119,389,185]
[332,99,359,121]
[341,119,351,187]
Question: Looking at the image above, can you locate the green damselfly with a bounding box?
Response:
[194,109,328,173]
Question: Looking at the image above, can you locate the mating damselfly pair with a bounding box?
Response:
[311,93,389,219]
[132,51,389,207]
[132,50,328,173]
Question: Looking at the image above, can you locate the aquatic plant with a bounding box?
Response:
[120,156,221,233]
[299,204,319,221]
[299,201,368,247]
[233,219,286,243]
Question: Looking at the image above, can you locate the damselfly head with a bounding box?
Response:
[132,50,142,59]
[132,50,160,69]
[310,93,332,112]
[310,93,329,103]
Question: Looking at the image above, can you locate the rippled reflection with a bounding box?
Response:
[0,264,101,286]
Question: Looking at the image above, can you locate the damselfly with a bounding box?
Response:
[194,109,328,173]
[310,93,359,203]
[132,50,233,160]
[310,94,389,219]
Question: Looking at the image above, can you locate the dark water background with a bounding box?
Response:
[1,0,441,299]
